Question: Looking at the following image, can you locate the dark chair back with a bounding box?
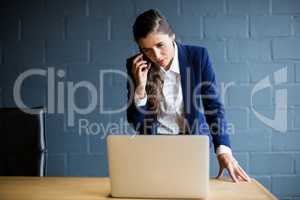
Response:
[0,107,46,176]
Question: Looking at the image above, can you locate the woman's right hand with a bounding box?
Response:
[131,54,151,98]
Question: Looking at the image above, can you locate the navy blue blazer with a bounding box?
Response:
[126,41,231,152]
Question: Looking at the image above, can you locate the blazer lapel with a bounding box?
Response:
[176,41,196,134]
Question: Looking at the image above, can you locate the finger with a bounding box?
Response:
[237,165,251,182]
[135,60,148,67]
[234,167,248,182]
[133,53,143,64]
[137,64,149,73]
[234,163,250,181]
[131,54,145,73]
[227,165,239,183]
[239,166,251,182]
[144,63,151,71]
[237,176,243,182]
[216,167,225,179]
[132,60,148,74]
[230,158,248,182]
[132,63,147,78]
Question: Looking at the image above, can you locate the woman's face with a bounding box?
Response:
[138,32,175,70]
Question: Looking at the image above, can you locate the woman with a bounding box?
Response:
[126,9,251,182]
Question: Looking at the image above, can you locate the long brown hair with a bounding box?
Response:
[132,9,175,117]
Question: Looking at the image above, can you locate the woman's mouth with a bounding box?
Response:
[158,60,164,66]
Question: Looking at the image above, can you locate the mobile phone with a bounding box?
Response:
[142,53,151,63]
[141,53,152,71]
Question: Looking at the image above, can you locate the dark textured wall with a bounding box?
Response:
[1,0,300,199]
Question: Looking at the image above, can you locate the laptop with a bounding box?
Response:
[107,135,209,199]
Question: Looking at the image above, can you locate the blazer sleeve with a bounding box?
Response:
[126,57,149,134]
[199,48,231,152]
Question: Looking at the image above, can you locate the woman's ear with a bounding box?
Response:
[172,33,176,41]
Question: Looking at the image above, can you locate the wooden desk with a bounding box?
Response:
[0,176,277,200]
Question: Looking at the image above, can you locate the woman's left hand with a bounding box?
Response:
[216,153,252,182]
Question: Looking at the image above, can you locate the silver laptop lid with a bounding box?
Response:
[107,135,209,199]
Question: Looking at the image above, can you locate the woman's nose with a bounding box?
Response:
[153,48,161,60]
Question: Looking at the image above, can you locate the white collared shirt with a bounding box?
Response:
[133,42,231,156]
[156,43,186,134]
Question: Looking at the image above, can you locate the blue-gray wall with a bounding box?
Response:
[1,0,300,199]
